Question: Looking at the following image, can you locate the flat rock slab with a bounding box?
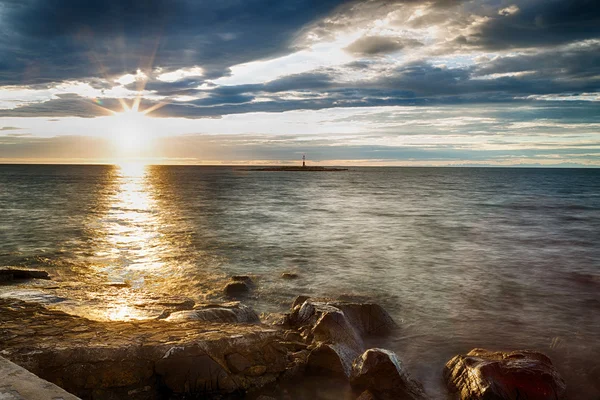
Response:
[0,298,287,399]
[0,268,50,282]
[0,355,81,400]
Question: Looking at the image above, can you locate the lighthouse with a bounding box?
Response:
[302,154,306,167]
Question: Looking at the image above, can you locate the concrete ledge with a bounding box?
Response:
[0,356,80,400]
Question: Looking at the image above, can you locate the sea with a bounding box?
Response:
[0,164,599,399]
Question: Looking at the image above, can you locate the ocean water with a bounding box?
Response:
[0,164,599,398]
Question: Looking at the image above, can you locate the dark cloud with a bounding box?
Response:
[459,0,600,50]
[0,126,21,131]
[344,35,422,55]
[0,0,348,85]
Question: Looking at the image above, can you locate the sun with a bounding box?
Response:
[108,106,156,159]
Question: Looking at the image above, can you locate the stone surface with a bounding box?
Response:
[306,343,358,378]
[444,348,567,400]
[0,298,289,399]
[291,295,310,309]
[0,356,81,400]
[224,281,251,297]
[0,268,50,282]
[356,390,377,400]
[281,273,299,279]
[351,348,428,400]
[165,302,259,324]
[231,275,254,284]
[288,299,397,353]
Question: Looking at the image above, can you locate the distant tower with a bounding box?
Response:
[302,154,306,167]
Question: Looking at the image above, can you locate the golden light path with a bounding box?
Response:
[97,162,165,320]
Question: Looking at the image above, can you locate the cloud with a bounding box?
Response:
[344,35,422,55]
[0,0,347,85]
[457,0,600,50]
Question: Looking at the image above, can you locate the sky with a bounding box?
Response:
[0,0,598,166]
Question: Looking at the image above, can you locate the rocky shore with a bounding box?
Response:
[0,269,568,400]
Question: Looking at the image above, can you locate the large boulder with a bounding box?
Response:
[288,298,397,351]
[444,348,567,400]
[350,348,428,400]
[165,302,259,324]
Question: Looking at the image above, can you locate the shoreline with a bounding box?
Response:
[0,270,569,400]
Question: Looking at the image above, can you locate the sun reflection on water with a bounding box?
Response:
[89,162,172,320]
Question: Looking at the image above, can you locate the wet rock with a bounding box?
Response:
[283,330,303,342]
[231,275,254,284]
[356,390,377,400]
[291,295,310,309]
[312,308,364,351]
[288,299,397,352]
[103,281,130,288]
[444,348,567,400]
[226,352,252,373]
[156,345,237,394]
[351,348,428,400]
[281,272,299,280]
[224,281,250,297]
[329,302,397,337]
[245,365,267,377]
[306,343,358,378]
[0,298,289,399]
[165,302,259,324]
[0,268,50,282]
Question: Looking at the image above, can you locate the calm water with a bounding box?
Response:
[0,164,599,398]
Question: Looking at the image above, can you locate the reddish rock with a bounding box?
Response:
[351,348,428,400]
[443,348,567,400]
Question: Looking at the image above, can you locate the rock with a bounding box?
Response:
[444,348,567,400]
[281,272,299,279]
[231,275,254,284]
[155,298,195,310]
[156,345,237,394]
[104,281,130,288]
[0,356,80,400]
[291,295,310,309]
[311,308,364,351]
[0,268,50,281]
[245,365,267,376]
[283,330,303,342]
[288,299,396,352]
[351,348,428,400]
[0,298,290,399]
[226,352,252,373]
[329,302,397,336]
[306,343,358,378]
[165,302,259,324]
[224,281,250,297]
[356,390,378,400]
